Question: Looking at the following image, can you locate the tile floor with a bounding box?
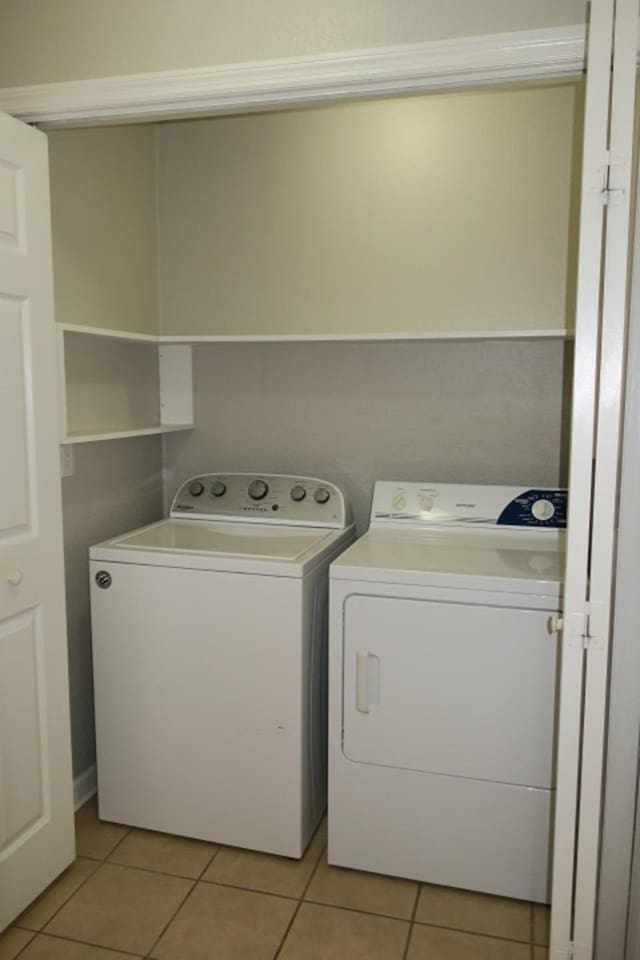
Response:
[1,797,551,959]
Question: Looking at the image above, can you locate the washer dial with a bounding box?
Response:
[531,498,555,522]
[248,479,269,501]
[314,487,330,505]
[290,485,306,502]
[211,480,227,498]
[188,480,204,497]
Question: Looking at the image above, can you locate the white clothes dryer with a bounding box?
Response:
[328,481,566,902]
[90,473,354,858]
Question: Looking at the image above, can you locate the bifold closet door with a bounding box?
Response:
[0,110,74,929]
[550,1,640,958]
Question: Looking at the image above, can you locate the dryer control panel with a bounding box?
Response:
[371,482,567,530]
[170,474,352,529]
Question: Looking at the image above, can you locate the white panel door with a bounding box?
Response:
[343,595,558,788]
[0,111,74,929]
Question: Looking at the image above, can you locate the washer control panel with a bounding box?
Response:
[371,482,567,530]
[170,474,351,528]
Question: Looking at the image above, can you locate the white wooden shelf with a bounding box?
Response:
[62,424,193,444]
[57,322,158,343]
[156,328,574,343]
[57,325,194,445]
[57,323,574,344]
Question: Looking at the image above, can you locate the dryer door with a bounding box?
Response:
[342,595,558,789]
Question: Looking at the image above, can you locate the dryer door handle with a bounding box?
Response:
[355,650,380,713]
[356,650,370,713]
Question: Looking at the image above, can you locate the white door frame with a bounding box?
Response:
[573,1,639,956]
[596,19,640,953]
[548,2,617,955]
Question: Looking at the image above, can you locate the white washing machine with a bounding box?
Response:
[90,473,354,858]
[328,481,566,903]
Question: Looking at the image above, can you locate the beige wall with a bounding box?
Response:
[48,125,159,336]
[49,127,164,776]
[157,84,582,337]
[62,439,163,776]
[0,1,587,88]
[163,340,573,531]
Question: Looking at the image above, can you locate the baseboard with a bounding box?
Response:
[73,764,97,810]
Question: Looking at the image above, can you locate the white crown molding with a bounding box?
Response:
[0,24,587,127]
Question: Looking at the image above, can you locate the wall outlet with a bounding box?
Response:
[60,444,75,478]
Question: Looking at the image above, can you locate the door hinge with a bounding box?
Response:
[601,149,627,206]
[561,602,606,651]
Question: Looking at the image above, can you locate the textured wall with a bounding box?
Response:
[163,340,573,532]
[61,439,164,777]
[0,1,588,88]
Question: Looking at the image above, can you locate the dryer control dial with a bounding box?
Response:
[531,498,555,522]
[211,480,227,497]
[248,479,269,501]
[188,480,204,497]
[314,487,330,505]
[291,485,306,502]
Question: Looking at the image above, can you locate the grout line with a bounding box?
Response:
[143,880,197,960]
[272,838,327,959]
[196,842,222,880]
[23,929,144,957]
[409,918,533,946]
[103,856,215,883]
[10,929,36,960]
[102,827,133,863]
[17,858,103,935]
[198,877,303,904]
[402,882,422,960]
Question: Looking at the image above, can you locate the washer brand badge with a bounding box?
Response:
[174,503,194,511]
[456,503,477,509]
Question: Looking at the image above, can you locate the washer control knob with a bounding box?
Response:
[314,487,330,505]
[419,495,434,512]
[248,479,269,500]
[532,498,555,522]
[291,485,306,502]
[188,480,205,497]
[211,480,227,497]
[392,493,406,511]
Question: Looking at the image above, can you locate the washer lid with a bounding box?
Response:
[331,527,565,596]
[101,519,335,561]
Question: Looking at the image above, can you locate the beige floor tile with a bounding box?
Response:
[534,904,550,946]
[407,924,530,959]
[0,927,34,960]
[44,862,192,955]
[20,934,142,959]
[534,949,549,960]
[415,884,531,942]
[304,854,418,920]
[151,881,296,960]
[75,797,129,860]
[279,902,409,960]
[108,827,218,878]
[16,858,100,930]
[202,827,324,898]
